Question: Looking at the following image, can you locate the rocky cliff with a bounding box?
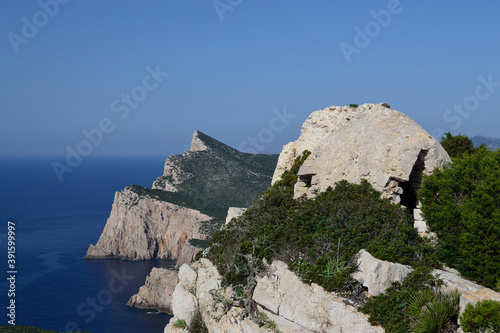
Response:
[85,187,210,261]
[161,251,500,332]
[86,131,278,261]
[164,258,383,333]
[126,267,179,313]
[272,103,450,211]
[152,131,279,227]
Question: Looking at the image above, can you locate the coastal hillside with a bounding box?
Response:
[159,104,500,333]
[86,131,278,262]
[151,130,279,228]
[472,135,500,150]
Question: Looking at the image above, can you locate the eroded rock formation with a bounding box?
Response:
[127,268,179,313]
[164,259,384,333]
[272,103,450,212]
[85,187,210,260]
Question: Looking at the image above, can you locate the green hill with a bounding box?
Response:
[128,131,279,234]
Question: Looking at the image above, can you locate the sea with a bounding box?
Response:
[1,156,175,333]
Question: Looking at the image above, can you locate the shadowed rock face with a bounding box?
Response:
[127,268,179,313]
[273,103,451,208]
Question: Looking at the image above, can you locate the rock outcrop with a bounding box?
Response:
[253,260,384,333]
[151,131,278,224]
[87,131,278,262]
[126,268,178,313]
[272,104,450,211]
[225,207,247,225]
[85,187,210,260]
[352,250,413,296]
[165,259,383,333]
[353,249,500,315]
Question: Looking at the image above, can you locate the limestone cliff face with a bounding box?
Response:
[85,187,210,261]
[272,103,451,205]
[164,259,383,333]
[127,268,178,313]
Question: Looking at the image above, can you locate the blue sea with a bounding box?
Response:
[1,156,175,333]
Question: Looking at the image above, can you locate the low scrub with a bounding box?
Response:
[206,152,439,299]
[460,300,500,333]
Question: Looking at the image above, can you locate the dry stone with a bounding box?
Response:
[352,249,413,296]
[272,103,450,205]
[85,188,210,260]
[225,207,247,225]
[127,268,178,313]
[253,260,384,333]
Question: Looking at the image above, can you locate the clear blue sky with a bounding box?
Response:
[2,1,500,157]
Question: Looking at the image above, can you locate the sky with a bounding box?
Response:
[2,1,500,158]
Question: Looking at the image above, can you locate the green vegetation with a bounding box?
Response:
[128,131,278,238]
[349,104,359,108]
[206,151,439,317]
[418,145,500,289]
[188,309,209,333]
[407,288,460,333]
[257,313,281,333]
[0,327,90,333]
[360,268,440,333]
[172,319,188,329]
[460,300,500,333]
[439,132,477,159]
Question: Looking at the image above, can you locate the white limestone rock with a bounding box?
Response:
[85,187,211,260]
[352,249,413,296]
[225,207,247,225]
[433,269,500,315]
[126,267,178,313]
[353,249,500,316]
[272,103,450,204]
[253,260,384,333]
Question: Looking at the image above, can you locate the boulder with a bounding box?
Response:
[353,250,500,315]
[254,260,384,333]
[272,103,450,208]
[433,269,500,315]
[127,267,178,313]
[352,249,413,296]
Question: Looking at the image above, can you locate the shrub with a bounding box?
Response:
[349,104,359,108]
[360,267,439,333]
[440,132,477,159]
[188,309,209,333]
[418,147,500,289]
[460,300,500,333]
[207,151,439,306]
[172,319,188,329]
[407,288,460,333]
